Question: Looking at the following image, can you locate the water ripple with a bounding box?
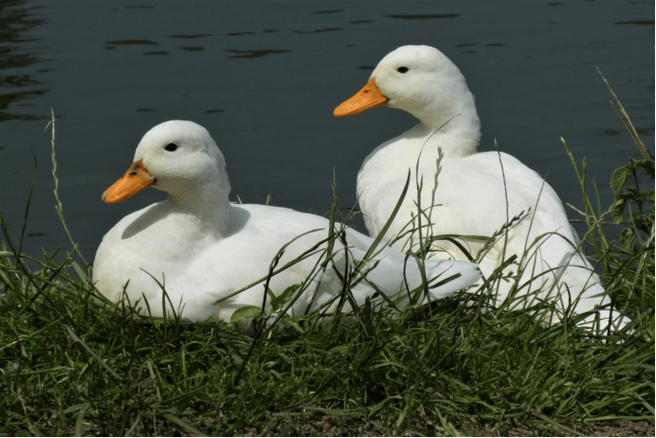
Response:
[225,49,292,59]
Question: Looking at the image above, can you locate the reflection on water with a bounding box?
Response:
[169,34,212,39]
[312,9,344,14]
[292,28,342,34]
[105,39,158,46]
[0,0,47,121]
[225,49,292,59]
[384,14,461,19]
[615,20,655,25]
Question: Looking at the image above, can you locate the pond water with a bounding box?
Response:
[0,0,653,260]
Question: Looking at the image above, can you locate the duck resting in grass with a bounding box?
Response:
[92,120,482,331]
[333,45,629,333]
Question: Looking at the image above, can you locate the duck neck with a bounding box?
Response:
[167,184,234,238]
[418,115,480,159]
[400,81,481,159]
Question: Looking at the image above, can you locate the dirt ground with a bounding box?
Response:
[241,415,655,437]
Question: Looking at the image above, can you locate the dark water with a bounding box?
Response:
[0,0,654,260]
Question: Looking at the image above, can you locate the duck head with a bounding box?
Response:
[334,45,479,131]
[102,120,231,204]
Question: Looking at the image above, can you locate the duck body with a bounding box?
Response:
[357,123,597,304]
[335,45,627,331]
[93,120,482,329]
[94,202,320,323]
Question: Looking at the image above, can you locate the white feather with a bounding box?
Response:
[337,45,628,332]
[93,120,482,331]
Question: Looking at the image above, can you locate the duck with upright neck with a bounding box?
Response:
[334,45,628,332]
[93,120,482,331]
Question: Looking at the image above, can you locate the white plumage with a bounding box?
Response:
[334,45,628,332]
[93,120,481,331]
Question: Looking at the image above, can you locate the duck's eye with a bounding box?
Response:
[397,66,409,73]
[165,143,178,152]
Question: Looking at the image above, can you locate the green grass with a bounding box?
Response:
[1,93,654,436]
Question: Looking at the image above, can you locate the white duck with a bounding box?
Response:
[93,120,481,331]
[334,45,628,332]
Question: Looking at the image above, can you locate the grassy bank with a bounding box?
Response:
[1,95,654,435]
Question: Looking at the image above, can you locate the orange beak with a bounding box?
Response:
[102,159,155,203]
[333,78,389,117]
